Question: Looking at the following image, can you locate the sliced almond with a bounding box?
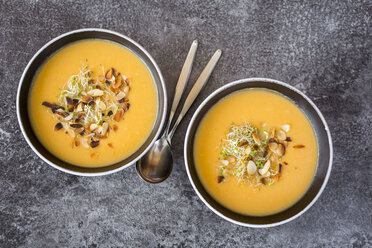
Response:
[109,84,119,94]
[247,160,257,175]
[105,69,113,79]
[87,89,104,97]
[67,129,75,138]
[74,102,83,112]
[259,160,271,175]
[115,91,126,101]
[227,156,236,164]
[262,171,271,177]
[281,124,290,133]
[269,128,275,138]
[90,123,98,131]
[96,126,103,134]
[270,153,278,162]
[113,109,124,122]
[96,101,106,111]
[113,76,122,88]
[81,138,89,148]
[244,146,252,157]
[101,122,109,136]
[64,114,73,121]
[252,133,261,145]
[80,96,92,104]
[86,133,95,138]
[277,130,286,141]
[123,86,130,95]
[268,142,278,152]
[220,160,229,166]
[61,122,69,130]
[276,144,285,156]
[98,75,105,82]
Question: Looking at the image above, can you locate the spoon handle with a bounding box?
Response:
[167,49,222,140]
[165,40,198,135]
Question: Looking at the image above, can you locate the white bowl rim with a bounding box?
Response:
[184,77,333,228]
[16,28,168,176]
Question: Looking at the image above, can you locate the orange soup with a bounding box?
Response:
[193,89,318,216]
[29,39,158,167]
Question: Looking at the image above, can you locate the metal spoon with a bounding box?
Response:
[136,46,222,183]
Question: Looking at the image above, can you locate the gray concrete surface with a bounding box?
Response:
[0,0,371,247]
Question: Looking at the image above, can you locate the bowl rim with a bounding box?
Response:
[16,28,167,176]
[184,77,333,228]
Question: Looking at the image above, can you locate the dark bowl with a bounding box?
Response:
[17,28,167,176]
[184,78,333,227]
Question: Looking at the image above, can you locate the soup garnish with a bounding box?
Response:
[41,65,130,149]
[217,122,299,186]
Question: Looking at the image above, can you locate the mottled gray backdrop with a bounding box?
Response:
[0,0,371,247]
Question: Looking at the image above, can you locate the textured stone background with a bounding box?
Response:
[0,0,371,247]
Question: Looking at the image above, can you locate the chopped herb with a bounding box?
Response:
[255,160,263,168]
[220,150,229,157]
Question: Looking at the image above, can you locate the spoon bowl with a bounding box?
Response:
[136,137,173,183]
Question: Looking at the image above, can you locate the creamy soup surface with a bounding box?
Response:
[193,89,318,216]
[29,39,158,167]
